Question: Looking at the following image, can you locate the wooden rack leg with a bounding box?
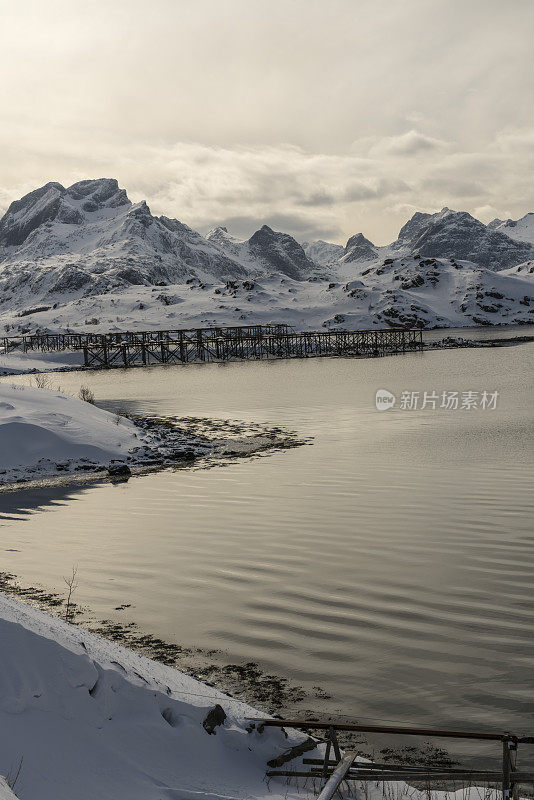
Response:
[503,739,514,800]
[322,737,332,781]
[330,727,342,761]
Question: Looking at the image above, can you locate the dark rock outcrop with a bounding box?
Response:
[202,704,227,735]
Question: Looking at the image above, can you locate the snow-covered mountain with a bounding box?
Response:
[301,239,344,266]
[0,180,534,332]
[0,180,253,310]
[302,233,378,267]
[391,207,533,269]
[488,212,534,244]
[339,232,378,264]
[0,179,317,309]
[206,224,315,280]
[1,253,533,336]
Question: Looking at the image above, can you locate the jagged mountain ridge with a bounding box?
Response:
[393,207,533,269]
[206,224,315,280]
[488,212,534,245]
[0,179,533,332]
[0,179,315,313]
[303,207,534,271]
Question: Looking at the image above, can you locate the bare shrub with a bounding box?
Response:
[78,385,95,404]
[33,373,52,389]
[114,406,131,424]
[63,565,78,623]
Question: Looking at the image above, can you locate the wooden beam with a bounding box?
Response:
[267,770,534,783]
[251,719,522,742]
[316,751,358,800]
[303,759,504,774]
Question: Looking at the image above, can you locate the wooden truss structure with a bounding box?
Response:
[80,327,424,368]
[253,718,534,800]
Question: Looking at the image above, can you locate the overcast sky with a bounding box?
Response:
[1,0,533,244]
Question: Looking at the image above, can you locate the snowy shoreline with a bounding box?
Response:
[0,383,302,489]
[0,589,524,799]
[0,589,311,800]
[0,383,215,488]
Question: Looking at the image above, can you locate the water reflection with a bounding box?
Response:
[0,484,93,520]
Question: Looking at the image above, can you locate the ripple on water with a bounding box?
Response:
[0,344,533,759]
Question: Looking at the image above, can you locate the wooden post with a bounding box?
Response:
[329,726,342,762]
[322,736,332,780]
[316,750,357,800]
[503,738,515,800]
[507,739,519,800]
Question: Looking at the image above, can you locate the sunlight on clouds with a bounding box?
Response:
[369,130,448,157]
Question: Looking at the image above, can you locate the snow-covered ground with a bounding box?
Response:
[0,591,523,800]
[1,255,534,341]
[0,590,308,800]
[0,383,214,485]
[0,351,83,376]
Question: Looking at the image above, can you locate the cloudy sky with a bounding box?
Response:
[1,0,533,244]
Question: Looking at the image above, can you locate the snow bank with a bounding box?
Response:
[0,383,143,482]
[0,591,309,800]
[0,351,83,376]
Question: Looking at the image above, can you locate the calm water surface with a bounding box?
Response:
[1,342,533,759]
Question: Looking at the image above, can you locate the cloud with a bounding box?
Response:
[0,0,532,243]
[421,177,486,198]
[219,213,343,243]
[494,127,534,153]
[369,130,448,157]
[1,129,534,247]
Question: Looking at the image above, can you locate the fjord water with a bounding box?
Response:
[1,343,534,758]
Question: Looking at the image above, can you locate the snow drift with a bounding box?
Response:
[0,591,307,800]
[0,383,143,481]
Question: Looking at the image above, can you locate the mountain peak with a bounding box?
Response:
[395,207,533,268]
[0,182,66,247]
[488,211,534,245]
[247,225,314,279]
[341,232,377,264]
[66,178,130,210]
[0,178,131,248]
